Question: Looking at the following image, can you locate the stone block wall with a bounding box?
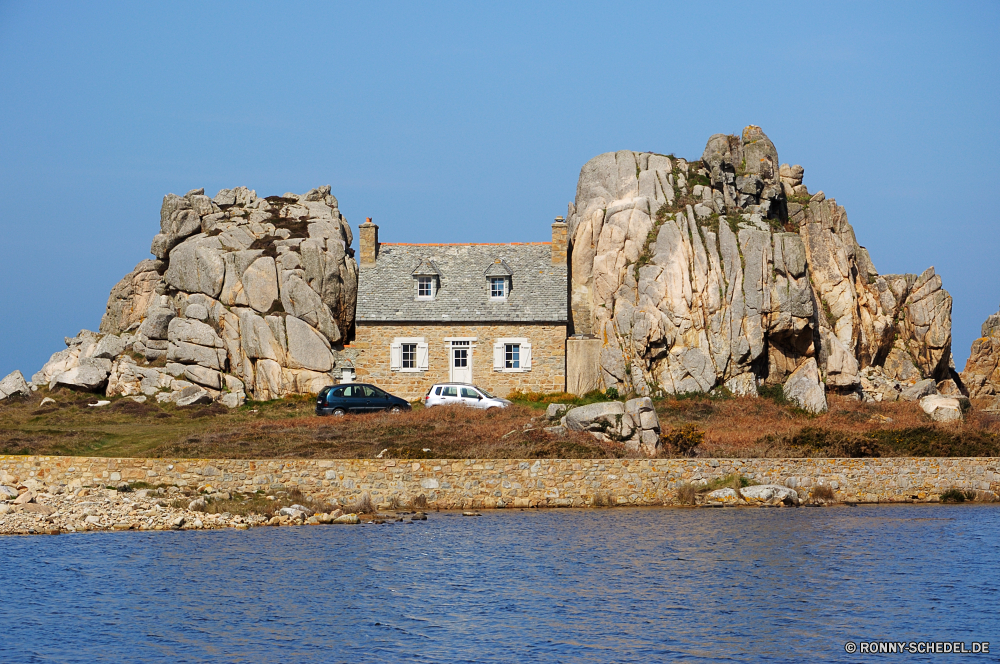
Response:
[351,323,566,399]
[3,455,999,509]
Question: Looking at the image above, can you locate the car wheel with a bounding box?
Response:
[486,406,500,413]
[332,407,347,417]
[390,405,403,414]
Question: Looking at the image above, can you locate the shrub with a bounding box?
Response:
[676,483,697,505]
[940,489,975,503]
[604,387,620,400]
[811,485,835,501]
[699,473,754,493]
[661,424,705,457]
[348,492,376,514]
[757,384,789,406]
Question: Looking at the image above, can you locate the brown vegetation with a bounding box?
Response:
[652,393,1000,458]
[1,387,998,460]
[0,388,637,460]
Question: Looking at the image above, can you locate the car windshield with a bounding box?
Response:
[477,387,497,398]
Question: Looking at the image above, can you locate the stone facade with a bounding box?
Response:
[351,323,567,399]
[3,455,999,508]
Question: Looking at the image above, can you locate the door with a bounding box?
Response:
[450,341,473,384]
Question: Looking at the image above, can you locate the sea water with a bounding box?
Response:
[1,505,997,663]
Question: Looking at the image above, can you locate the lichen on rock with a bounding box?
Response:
[31,186,359,407]
[566,126,957,403]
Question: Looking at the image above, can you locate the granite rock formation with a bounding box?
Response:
[961,309,1000,402]
[32,186,358,406]
[566,126,956,412]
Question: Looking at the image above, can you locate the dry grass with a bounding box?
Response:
[675,483,697,505]
[653,393,1000,458]
[0,389,639,460]
[2,387,998,460]
[810,485,836,501]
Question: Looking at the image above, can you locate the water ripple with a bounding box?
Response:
[0,505,997,662]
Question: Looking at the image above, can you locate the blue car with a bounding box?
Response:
[315,383,412,416]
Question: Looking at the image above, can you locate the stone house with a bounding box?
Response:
[350,218,571,399]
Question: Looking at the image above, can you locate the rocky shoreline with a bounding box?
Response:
[3,474,990,536]
[0,480,437,536]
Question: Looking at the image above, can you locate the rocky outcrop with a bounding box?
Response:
[31,186,359,406]
[0,371,31,400]
[961,309,1000,399]
[566,126,955,403]
[558,397,661,455]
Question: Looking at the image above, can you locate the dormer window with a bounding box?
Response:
[485,258,513,301]
[490,277,506,299]
[412,258,440,301]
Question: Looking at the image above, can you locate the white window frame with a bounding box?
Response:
[390,337,428,373]
[489,277,507,300]
[416,276,435,300]
[493,337,531,373]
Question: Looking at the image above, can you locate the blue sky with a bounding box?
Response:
[1,1,997,378]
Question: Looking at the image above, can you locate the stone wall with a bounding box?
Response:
[3,455,998,508]
[351,322,566,399]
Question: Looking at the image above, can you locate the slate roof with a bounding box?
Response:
[357,243,567,323]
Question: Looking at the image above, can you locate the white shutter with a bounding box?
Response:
[521,342,531,370]
[416,342,429,371]
[390,343,402,371]
[493,342,504,371]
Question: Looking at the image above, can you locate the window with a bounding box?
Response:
[490,277,506,299]
[493,337,531,372]
[401,343,416,369]
[391,338,428,372]
[505,343,520,369]
[417,276,433,299]
[442,386,458,397]
[453,340,469,368]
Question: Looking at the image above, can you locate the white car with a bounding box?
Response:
[423,383,512,410]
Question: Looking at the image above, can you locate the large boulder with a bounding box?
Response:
[783,358,827,413]
[52,366,109,391]
[920,394,963,422]
[564,401,625,434]
[0,371,31,400]
[900,378,938,402]
[138,306,176,340]
[167,318,223,348]
[740,485,799,503]
[92,334,125,359]
[284,316,334,372]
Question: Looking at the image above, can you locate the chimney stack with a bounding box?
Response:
[551,216,567,264]
[359,217,379,266]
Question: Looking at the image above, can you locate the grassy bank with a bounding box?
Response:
[1,387,998,459]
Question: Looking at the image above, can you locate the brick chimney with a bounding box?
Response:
[359,217,379,266]
[551,216,567,264]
